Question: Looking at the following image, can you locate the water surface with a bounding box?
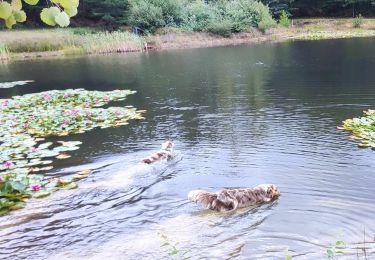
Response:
[1,38,375,259]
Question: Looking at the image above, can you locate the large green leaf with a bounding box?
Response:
[11,0,22,11]
[64,7,77,17]
[14,10,26,23]
[40,7,60,26]
[55,11,70,27]
[0,2,12,20]
[5,14,16,29]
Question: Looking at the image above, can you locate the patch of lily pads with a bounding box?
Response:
[340,109,375,149]
[0,89,145,215]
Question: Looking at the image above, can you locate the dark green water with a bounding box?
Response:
[1,38,375,259]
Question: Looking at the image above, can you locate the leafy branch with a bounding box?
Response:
[0,0,79,28]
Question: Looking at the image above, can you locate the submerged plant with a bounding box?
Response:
[340,109,375,149]
[327,240,345,259]
[0,89,145,214]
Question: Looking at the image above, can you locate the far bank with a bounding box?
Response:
[1,18,375,61]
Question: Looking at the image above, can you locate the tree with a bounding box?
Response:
[78,0,129,29]
[0,0,79,29]
[261,0,295,16]
[333,0,370,17]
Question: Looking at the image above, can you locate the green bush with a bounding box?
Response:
[353,14,363,28]
[279,10,290,27]
[127,0,275,34]
[181,0,216,32]
[206,20,232,37]
[258,19,274,32]
[127,0,184,33]
[216,0,275,32]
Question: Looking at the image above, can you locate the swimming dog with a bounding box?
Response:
[142,140,175,164]
[188,184,280,212]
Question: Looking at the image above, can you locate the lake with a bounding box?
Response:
[1,38,375,259]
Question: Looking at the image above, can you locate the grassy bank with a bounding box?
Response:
[2,18,375,61]
[0,29,147,61]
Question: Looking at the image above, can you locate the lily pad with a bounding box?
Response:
[56,153,71,160]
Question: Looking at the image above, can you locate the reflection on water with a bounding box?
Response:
[1,38,375,259]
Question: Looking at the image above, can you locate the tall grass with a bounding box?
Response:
[0,29,146,59]
[78,31,146,54]
[0,43,10,61]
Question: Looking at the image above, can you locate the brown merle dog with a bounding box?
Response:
[188,184,280,212]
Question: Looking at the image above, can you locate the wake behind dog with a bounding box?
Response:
[83,141,180,188]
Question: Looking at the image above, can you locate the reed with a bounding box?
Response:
[78,31,146,54]
[0,43,10,61]
[0,29,145,59]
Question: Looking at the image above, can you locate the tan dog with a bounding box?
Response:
[188,184,280,212]
[142,141,175,164]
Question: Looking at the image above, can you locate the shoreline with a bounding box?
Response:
[2,18,375,61]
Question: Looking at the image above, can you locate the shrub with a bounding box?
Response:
[258,19,274,32]
[127,0,184,33]
[181,0,216,32]
[128,0,275,34]
[279,10,290,27]
[217,0,274,32]
[353,14,363,28]
[206,20,232,37]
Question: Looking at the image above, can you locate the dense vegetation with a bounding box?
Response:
[3,0,375,33]
[14,0,275,34]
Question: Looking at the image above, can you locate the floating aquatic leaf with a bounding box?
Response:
[60,182,77,190]
[72,174,87,181]
[77,169,91,175]
[57,141,82,147]
[72,169,91,180]
[32,191,51,198]
[56,153,71,160]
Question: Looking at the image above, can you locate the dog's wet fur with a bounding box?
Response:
[142,141,175,164]
[188,184,280,212]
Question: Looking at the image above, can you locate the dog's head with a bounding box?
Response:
[188,190,208,202]
[188,190,218,209]
[161,140,174,151]
[256,184,280,200]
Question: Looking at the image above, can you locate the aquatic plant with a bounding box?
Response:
[159,232,190,259]
[327,240,345,259]
[340,109,375,149]
[0,89,144,214]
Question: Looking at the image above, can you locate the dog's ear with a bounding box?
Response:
[267,186,274,196]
